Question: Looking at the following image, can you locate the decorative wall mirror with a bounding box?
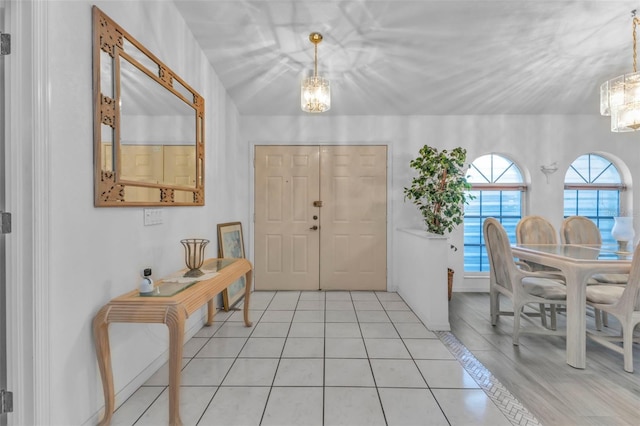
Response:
[93,6,205,206]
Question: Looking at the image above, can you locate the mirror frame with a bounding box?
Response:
[92,6,205,207]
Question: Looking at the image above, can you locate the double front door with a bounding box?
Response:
[254,145,387,291]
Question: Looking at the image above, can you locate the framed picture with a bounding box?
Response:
[217,222,246,311]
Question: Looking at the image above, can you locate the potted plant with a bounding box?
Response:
[403,145,473,300]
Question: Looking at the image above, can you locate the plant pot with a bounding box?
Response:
[447,268,454,301]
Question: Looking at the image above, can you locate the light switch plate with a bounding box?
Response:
[143,208,163,226]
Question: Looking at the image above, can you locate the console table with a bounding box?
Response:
[93,258,253,426]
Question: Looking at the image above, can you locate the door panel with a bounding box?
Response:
[164,145,196,202]
[255,146,320,290]
[120,145,163,202]
[320,146,387,290]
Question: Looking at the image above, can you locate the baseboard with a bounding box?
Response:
[424,321,451,331]
[455,275,490,293]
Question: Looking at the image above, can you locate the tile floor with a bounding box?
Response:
[110,291,515,425]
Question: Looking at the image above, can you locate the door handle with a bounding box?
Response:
[309,225,318,230]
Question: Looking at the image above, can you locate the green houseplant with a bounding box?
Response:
[403,145,473,299]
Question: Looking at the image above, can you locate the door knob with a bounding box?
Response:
[309,225,318,230]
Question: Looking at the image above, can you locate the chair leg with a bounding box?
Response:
[539,303,548,328]
[602,312,609,328]
[595,308,603,331]
[490,289,499,326]
[513,304,523,346]
[623,322,634,373]
[550,305,557,331]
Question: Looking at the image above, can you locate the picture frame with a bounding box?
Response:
[217,222,246,311]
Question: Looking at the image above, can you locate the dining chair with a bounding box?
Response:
[586,243,640,372]
[561,215,628,329]
[516,215,562,273]
[484,218,567,345]
[517,215,559,246]
[516,215,565,329]
[560,215,602,245]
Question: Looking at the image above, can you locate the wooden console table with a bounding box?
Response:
[93,258,253,426]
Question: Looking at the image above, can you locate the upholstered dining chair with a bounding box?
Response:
[517,215,559,246]
[516,215,562,272]
[586,242,640,372]
[516,215,565,329]
[560,215,602,245]
[484,218,567,345]
[561,215,628,329]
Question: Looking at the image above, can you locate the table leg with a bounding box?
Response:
[206,298,215,326]
[93,306,114,426]
[243,269,253,327]
[166,306,186,426]
[565,271,589,369]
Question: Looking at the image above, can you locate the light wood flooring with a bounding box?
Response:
[449,293,640,426]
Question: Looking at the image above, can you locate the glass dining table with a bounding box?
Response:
[510,244,632,369]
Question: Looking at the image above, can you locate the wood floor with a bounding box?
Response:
[448,293,640,426]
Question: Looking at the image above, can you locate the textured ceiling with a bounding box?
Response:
[174,0,639,116]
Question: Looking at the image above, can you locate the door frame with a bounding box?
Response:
[5,1,50,424]
[249,141,395,292]
[0,3,6,426]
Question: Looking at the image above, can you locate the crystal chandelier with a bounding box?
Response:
[301,32,331,113]
[600,11,640,132]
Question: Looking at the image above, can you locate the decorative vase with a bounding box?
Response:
[180,238,210,277]
[611,217,635,253]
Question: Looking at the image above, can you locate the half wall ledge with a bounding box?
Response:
[394,228,450,331]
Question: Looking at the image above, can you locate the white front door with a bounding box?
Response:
[254,146,321,290]
[254,145,387,291]
[319,146,387,290]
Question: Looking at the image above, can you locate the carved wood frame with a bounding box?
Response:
[92,6,205,207]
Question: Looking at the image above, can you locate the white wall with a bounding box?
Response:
[46,1,248,424]
[241,115,640,293]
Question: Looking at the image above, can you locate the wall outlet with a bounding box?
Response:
[143,208,163,226]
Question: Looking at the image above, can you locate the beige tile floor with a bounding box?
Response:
[110,291,514,426]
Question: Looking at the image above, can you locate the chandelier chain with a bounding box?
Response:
[314,43,318,77]
[634,17,639,73]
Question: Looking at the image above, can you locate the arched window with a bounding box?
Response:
[564,154,624,245]
[464,154,525,272]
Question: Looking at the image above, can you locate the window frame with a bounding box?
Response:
[563,153,625,245]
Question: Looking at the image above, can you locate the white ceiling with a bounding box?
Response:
[174,0,639,116]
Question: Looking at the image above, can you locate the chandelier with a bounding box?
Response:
[600,11,640,132]
[301,32,331,113]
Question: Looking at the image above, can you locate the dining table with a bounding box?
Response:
[511,243,632,369]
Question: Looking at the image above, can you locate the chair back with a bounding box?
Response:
[560,216,602,245]
[516,216,558,245]
[484,218,518,293]
[516,216,559,272]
